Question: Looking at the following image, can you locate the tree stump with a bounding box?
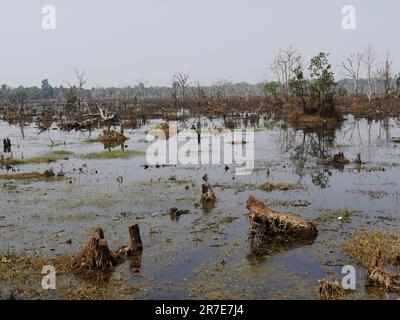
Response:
[128,224,143,252]
[355,152,363,165]
[201,174,216,202]
[73,224,144,272]
[3,138,11,153]
[73,228,115,272]
[331,152,349,165]
[246,196,317,239]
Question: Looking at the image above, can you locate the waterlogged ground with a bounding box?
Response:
[1,116,400,299]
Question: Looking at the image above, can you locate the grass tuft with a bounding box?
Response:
[80,150,145,160]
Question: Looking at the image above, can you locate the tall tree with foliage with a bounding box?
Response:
[290,64,308,112]
[308,52,337,115]
[263,81,280,98]
[41,79,54,99]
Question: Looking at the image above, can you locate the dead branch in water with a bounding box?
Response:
[246,196,317,238]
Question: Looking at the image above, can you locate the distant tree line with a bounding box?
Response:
[2,45,399,110]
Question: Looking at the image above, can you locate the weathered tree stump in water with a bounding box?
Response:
[128,224,143,252]
[73,224,143,272]
[201,174,216,202]
[73,228,115,271]
[331,152,349,166]
[3,138,11,153]
[246,196,317,239]
[355,152,363,165]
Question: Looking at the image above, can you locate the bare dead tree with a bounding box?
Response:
[214,79,229,100]
[236,82,251,100]
[74,68,87,109]
[120,86,131,112]
[339,52,363,93]
[171,77,178,106]
[160,87,169,100]
[192,81,205,106]
[271,45,301,98]
[174,71,191,101]
[64,68,87,110]
[362,45,377,101]
[383,51,393,96]
[373,64,385,96]
[136,79,147,100]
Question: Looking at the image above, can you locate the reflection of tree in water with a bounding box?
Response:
[285,117,395,188]
[280,122,342,188]
[291,126,338,181]
[342,117,392,147]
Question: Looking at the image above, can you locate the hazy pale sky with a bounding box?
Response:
[0,0,399,87]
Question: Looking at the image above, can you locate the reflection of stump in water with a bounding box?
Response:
[130,250,143,273]
[202,201,216,213]
[247,234,316,264]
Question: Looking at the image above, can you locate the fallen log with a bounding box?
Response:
[246,196,317,238]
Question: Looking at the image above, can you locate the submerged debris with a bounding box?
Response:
[168,207,190,220]
[348,189,388,199]
[246,196,317,238]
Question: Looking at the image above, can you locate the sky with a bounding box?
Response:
[0,0,399,87]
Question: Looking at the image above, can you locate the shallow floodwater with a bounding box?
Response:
[1,115,400,299]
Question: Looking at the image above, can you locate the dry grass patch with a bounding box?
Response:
[0,170,57,180]
[260,182,301,192]
[343,231,400,267]
[343,231,400,293]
